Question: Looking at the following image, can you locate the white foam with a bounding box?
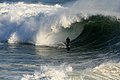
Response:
[0,2,63,45]
[21,65,73,80]
[0,0,120,45]
[0,2,82,45]
[78,61,120,80]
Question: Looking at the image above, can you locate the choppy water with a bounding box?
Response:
[0,43,119,80]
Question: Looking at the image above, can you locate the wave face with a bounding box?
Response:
[0,0,120,48]
[71,15,120,49]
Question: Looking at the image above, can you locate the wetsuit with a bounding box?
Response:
[66,37,70,51]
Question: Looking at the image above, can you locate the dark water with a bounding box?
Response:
[0,0,120,80]
[0,43,120,80]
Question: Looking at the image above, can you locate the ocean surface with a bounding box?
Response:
[0,43,120,80]
[0,0,120,80]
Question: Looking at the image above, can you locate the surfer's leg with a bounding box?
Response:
[67,47,70,51]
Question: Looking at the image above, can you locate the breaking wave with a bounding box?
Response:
[21,61,120,80]
[0,0,120,48]
[21,65,73,80]
[71,15,120,49]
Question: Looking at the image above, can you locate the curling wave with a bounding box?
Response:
[0,0,120,48]
[71,15,120,49]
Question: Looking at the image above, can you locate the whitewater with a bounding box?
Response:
[0,0,119,46]
[0,0,120,80]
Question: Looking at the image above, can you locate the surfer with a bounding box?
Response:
[66,37,70,51]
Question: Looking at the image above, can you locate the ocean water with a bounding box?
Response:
[0,43,120,80]
[0,0,120,80]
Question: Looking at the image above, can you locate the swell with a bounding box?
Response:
[71,15,120,49]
